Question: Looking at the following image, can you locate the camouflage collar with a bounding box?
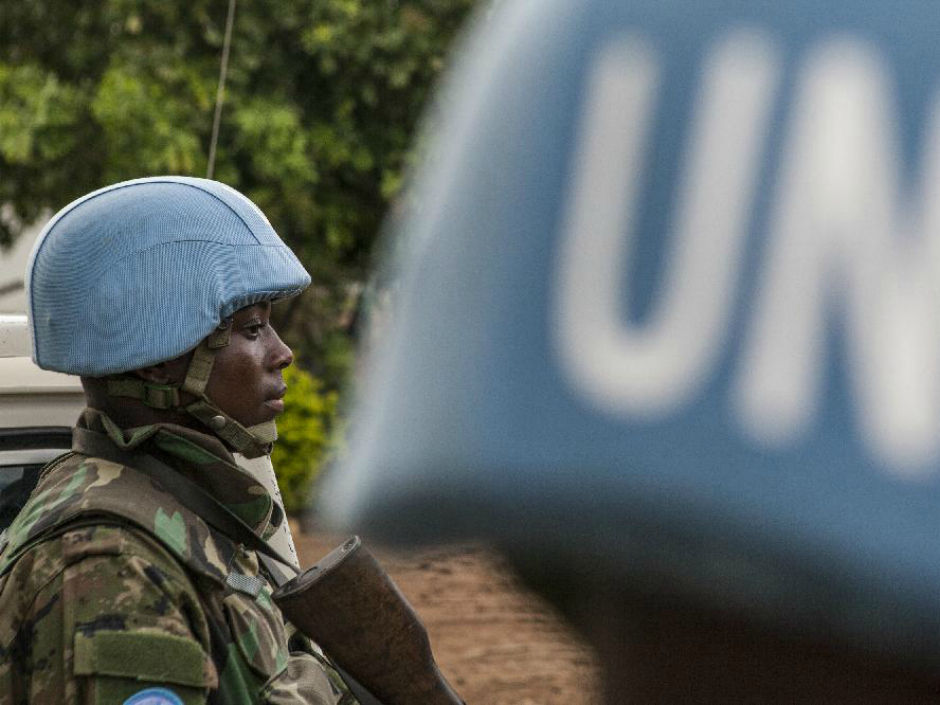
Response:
[0,411,284,584]
[79,409,275,533]
[0,452,238,585]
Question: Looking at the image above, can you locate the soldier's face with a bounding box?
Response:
[204,302,293,427]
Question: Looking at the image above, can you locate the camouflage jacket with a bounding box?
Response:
[0,409,354,705]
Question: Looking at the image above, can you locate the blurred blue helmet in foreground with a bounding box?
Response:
[326,0,940,664]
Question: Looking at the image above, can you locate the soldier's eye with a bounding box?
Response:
[244,321,266,338]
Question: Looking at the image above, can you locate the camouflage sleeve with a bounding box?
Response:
[0,523,216,705]
[261,649,357,705]
[266,626,358,705]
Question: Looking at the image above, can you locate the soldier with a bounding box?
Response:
[0,177,355,704]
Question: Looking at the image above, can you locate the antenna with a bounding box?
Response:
[207,0,237,180]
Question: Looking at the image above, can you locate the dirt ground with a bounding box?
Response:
[293,528,602,705]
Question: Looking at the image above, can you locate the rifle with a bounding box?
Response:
[272,535,465,705]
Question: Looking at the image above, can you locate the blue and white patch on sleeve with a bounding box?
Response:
[123,688,185,705]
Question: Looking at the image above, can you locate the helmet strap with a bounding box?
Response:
[107,319,277,458]
[106,379,180,409]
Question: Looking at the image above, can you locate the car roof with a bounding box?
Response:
[0,315,84,427]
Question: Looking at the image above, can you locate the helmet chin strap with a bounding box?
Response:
[106,319,277,459]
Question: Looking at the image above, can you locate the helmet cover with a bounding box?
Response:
[27,176,311,375]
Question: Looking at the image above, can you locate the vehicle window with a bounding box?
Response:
[0,464,44,528]
[0,429,72,531]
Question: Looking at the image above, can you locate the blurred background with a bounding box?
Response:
[0,0,479,506]
[0,2,599,701]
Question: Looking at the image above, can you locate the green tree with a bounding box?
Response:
[0,0,476,386]
[270,365,340,513]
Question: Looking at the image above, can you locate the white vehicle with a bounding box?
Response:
[0,314,84,527]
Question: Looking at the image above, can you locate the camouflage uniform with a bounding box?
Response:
[0,409,355,705]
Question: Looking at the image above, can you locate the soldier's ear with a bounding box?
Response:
[134,363,171,385]
[132,352,193,386]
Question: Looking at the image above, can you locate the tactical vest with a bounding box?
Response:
[0,450,305,703]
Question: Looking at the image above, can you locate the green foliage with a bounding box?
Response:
[0,0,477,387]
[271,365,341,513]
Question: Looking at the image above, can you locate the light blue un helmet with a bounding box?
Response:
[26,176,311,457]
[324,0,940,672]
